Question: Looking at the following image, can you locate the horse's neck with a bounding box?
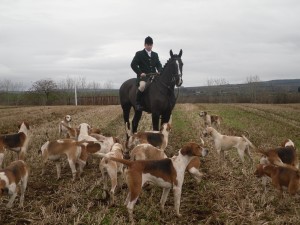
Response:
[158,67,174,89]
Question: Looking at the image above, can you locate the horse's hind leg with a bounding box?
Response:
[122,104,131,129]
[132,110,143,133]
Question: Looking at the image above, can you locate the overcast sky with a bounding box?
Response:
[1,0,299,89]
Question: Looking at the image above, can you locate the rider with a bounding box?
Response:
[131,36,162,111]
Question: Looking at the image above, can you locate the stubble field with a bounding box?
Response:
[0,103,299,225]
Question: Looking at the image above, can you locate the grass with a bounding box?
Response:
[0,103,299,224]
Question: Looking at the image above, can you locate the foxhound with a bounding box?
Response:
[257,145,299,169]
[129,143,168,161]
[96,142,203,223]
[78,123,98,142]
[199,111,222,128]
[59,115,72,138]
[125,122,171,151]
[0,160,29,208]
[39,139,87,181]
[99,143,124,205]
[0,122,30,168]
[203,126,255,163]
[255,163,300,196]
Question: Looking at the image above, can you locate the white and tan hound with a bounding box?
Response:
[203,126,255,163]
[199,111,222,128]
[96,142,203,223]
[99,143,124,205]
[129,143,168,161]
[254,163,300,196]
[59,115,72,138]
[77,123,98,142]
[0,160,29,208]
[125,122,171,151]
[0,122,30,168]
[39,139,87,181]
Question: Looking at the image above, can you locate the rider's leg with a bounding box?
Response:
[136,81,146,111]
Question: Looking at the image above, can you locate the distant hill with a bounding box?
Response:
[179,79,300,95]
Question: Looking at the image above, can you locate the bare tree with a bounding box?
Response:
[77,77,87,90]
[246,75,260,102]
[30,78,57,105]
[207,78,228,86]
[57,76,75,90]
[0,79,25,105]
[103,80,113,89]
[0,79,24,92]
[88,81,101,90]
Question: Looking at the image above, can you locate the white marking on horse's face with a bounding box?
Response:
[175,60,183,86]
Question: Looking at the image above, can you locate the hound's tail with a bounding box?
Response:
[242,135,257,149]
[255,147,267,155]
[95,153,133,166]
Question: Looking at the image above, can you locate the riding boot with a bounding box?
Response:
[136,90,144,111]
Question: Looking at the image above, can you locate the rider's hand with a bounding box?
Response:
[140,73,146,77]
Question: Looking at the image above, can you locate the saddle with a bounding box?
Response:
[144,73,159,90]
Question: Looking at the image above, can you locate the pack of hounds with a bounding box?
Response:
[0,111,299,224]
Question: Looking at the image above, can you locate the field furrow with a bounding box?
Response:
[0,104,299,224]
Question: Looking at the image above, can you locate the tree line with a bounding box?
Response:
[0,77,115,105]
[1,75,299,105]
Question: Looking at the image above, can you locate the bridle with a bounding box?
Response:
[159,57,183,89]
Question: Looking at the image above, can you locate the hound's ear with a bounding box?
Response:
[113,137,120,143]
[1,187,9,195]
[170,50,174,57]
[178,49,182,57]
[180,143,193,156]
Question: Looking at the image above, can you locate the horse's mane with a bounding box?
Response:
[161,55,179,73]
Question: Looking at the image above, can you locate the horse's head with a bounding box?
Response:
[169,49,183,87]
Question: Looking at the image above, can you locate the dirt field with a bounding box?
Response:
[0,103,299,225]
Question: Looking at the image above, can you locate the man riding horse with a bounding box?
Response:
[131,36,162,111]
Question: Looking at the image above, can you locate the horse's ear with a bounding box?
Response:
[170,50,174,57]
[179,49,182,57]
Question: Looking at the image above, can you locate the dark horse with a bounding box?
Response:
[119,49,183,134]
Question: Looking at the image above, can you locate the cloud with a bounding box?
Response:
[0,0,300,89]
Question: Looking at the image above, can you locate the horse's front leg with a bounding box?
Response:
[132,110,143,133]
[161,112,171,127]
[152,113,160,131]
